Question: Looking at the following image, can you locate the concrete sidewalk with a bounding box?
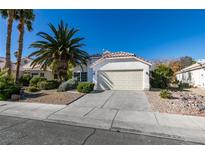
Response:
[0,101,205,144]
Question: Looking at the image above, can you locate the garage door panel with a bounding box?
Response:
[97,70,143,90]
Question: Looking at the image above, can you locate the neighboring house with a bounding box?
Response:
[1,51,152,91]
[74,51,152,90]
[176,60,205,88]
[0,56,53,79]
[22,60,55,80]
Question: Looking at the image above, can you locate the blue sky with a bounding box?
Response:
[1,9,205,61]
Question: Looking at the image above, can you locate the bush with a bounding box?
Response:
[77,82,95,93]
[19,74,32,86]
[57,79,77,92]
[178,81,191,91]
[29,76,46,87]
[26,86,40,92]
[37,80,59,90]
[0,84,20,100]
[0,73,14,84]
[0,81,8,89]
[160,89,172,99]
[150,64,174,89]
[0,93,8,101]
[0,72,20,100]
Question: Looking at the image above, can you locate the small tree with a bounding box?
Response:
[169,61,181,73]
[150,64,174,89]
[180,56,195,69]
[169,60,182,83]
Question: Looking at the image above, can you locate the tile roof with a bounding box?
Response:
[91,50,152,67]
[102,51,135,58]
[176,62,205,74]
[22,60,52,71]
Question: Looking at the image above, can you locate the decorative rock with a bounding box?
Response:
[198,103,205,111]
[11,94,20,101]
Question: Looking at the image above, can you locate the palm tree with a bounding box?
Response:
[29,20,89,81]
[15,10,35,83]
[0,10,17,75]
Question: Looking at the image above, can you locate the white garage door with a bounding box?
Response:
[97,70,143,90]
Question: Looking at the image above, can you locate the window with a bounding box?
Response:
[54,74,58,79]
[81,72,88,82]
[73,72,87,82]
[40,73,44,77]
[188,72,192,81]
[31,73,38,77]
[74,72,80,81]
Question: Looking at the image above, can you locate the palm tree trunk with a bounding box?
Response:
[15,18,24,83]
[4,10,14,75]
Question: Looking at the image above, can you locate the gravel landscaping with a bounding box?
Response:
[145,88,205,117]
[21,90,85,105]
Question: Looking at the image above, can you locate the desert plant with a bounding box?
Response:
[19,74,32,86]
[47,80,60,89]
[29,76,46,87]
[0,84,20,100]
[29,20,89,81]
[0,70,14,84]
[178,81,191,91]
[0,70,20,100]
[26,86,40,92]
[160,89,172,99]
[77,82,95,93]
[37,80,59,90]
[57,79,77,92]
[150,64,174,89]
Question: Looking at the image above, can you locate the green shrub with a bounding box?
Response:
[19,74,32,86]
[7,85,20,95]
[0,81,7,89]
[150,64,174,89]
[178,81,191,91]
[0,72,20,100]
[29,76,46,87]
[0,84,20,100]
[37,80,59,90]
[26,86,40,92]
[47,80,59,89]
[0,93,8,101]
[0,73,14,84]
[160,89,172,99]
[77,82,95,93]
[57,79,78,92]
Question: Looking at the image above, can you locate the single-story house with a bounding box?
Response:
[74,51,152,90]
[22,60,55,80]
[1,51,152,91]
[176,60,205,88]
[0,56,54,80]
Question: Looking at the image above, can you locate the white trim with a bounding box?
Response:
[91,56,152,68]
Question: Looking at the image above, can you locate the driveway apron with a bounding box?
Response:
[69,90,151,111]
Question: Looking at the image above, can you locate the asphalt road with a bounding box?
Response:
[0,115,199,145]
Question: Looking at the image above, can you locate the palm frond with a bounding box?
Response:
[29,20,89,80]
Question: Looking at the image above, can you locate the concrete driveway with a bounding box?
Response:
[1,91,205,143]
[69,90,151,111]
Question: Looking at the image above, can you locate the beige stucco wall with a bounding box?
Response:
[92,58,151,90]
[23,70,54,80]
[176,68,205,88]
